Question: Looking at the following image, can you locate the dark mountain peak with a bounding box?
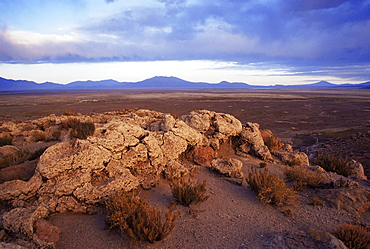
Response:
[311,81,335,87]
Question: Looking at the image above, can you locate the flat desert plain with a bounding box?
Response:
[1,88,370,249]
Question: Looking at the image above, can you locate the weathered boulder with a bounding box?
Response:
[268,227,347,249]
[238,123,273,161]
[211,158,244,178]
[2,206,54,248]
[0,108,321,248]
[0,145,19,157]
[181,110,213,133]
[33,219,61,245]
[188,146,216,167]
[347,159,367,180]
[272,144,309,166]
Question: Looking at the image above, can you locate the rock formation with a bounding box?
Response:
[0,108,368,248]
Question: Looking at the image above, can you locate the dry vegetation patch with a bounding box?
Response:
[170,175,209,207]
[312,153,352,177]
[106,191,180,245]
[246,168,298,207]
[333,223,370,249]
[284,166,326,191]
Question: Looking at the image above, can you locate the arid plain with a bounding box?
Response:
[1,88,370,249]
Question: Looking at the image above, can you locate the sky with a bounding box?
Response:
[0,0,369,85]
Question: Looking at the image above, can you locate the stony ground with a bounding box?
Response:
[1,89,370,248]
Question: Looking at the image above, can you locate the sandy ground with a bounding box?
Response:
[2,89,370,248]
[49,157,355,249]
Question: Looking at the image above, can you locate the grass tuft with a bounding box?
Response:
[0,133,12,146]
[170,175,209,207]
[333,223,370,249]
[106,191,179,245]
[312,153,352,177]
[70,121,95,139]
[246,167,298,207]
[284,166,326,191]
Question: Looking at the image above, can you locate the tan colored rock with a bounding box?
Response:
[73,168,139,204]
[347,159,367,179]
[268,228,347,249]
[0,242,29,249]
[181,110,213,133]
[272,149,309,166]
[0,145,19,157]
[211,158,244,178]
[2,206,53,248]
[0,174,42,201]
[161,132,188,161]
[213,113,242,137]
[37,139,111,179]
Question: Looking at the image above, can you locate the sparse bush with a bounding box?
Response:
[170,175,209,207]
[0,133,12,146]
[63,109,77,116]
[51,130,62,140]
[284,166,326,191]
[0,147,47,168]
[30,130,47,142]
[0,149,30,168]
[264,135,283,151]
[106,191,179,245]
[246,168,298,207]
[70,121,95,139]
[60,117,80,129]
[309,196,324,206]
[333,223,370,249]
[259,162,267,168]
[312,153,352,177]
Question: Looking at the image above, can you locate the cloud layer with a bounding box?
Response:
[0,0,369,81]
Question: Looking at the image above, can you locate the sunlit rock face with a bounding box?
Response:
[0,108,323,248]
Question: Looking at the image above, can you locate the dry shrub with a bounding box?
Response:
[70,121,95,139]
[333,223,370,249]
[259,162,267,168]
[284,166,326,191]
[264,135,283,151]
[0,133,12,146]
[106,191,179,245]
[309,196,324,206]
[63,109,77,116]
[30,130,47,142]
[0,147,47,169]
[0,149,29,168]
[312,153,351,177]
[51,130,62,140]
[170,175,209,207]
[246,168,298,207]
[60,117,80,129]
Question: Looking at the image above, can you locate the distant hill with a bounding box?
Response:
[0,76,369,91]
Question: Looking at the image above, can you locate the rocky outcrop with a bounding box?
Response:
[0,108,316,248]
[268,227,347,249]
[211,158,244,178]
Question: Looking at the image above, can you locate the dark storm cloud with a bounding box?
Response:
[1,0,369,76]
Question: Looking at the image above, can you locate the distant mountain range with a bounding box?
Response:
[0,76,369,91]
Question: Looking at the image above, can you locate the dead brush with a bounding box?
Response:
[264,135,283,151]
[312,153,352,177]
[284,166,326,191]
[170,174,209,207]
[246,167,298,207]
[0,133,12,146]
[70,121,95,139]
[333,223,370,249]
[106,191,180,245]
